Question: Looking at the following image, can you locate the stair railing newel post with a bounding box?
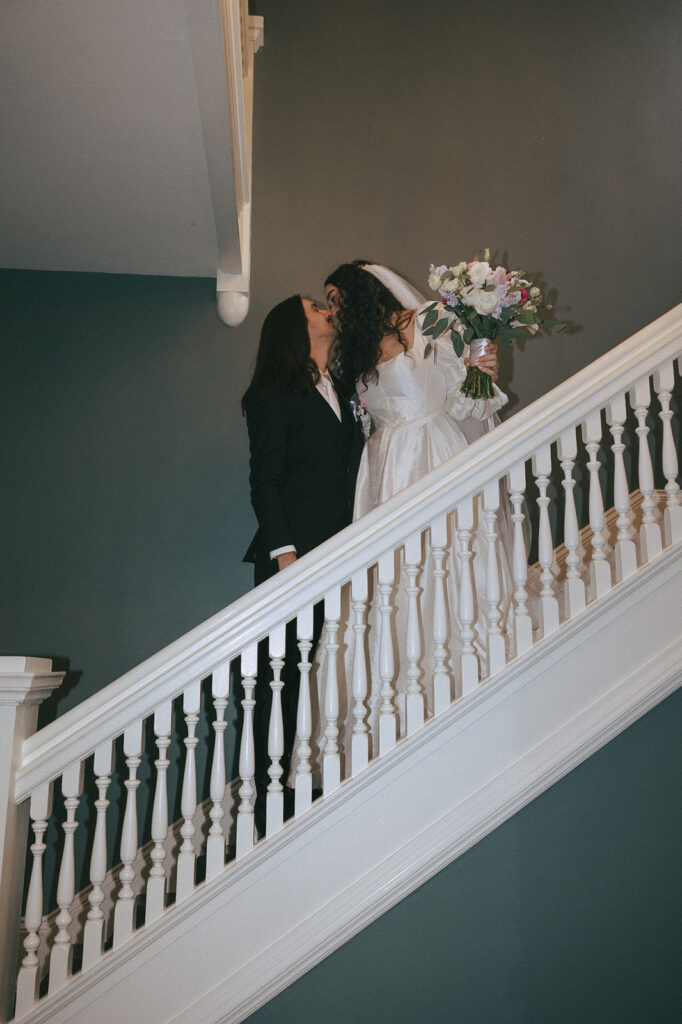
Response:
[294,605,314,816]
[455,500,479,696]
[0,658,62,1021]
[206,662,230,880]
[558,427,586,618]
[113,721,143,947]
[236,643,258,858]
[532,445,560,636]
[607,394,638,581]
[581,411,613,601]
[482,482,506,675]
[350,570,370,774]
[146,702,172,921]
[177,681,201,899]
[82,742,113,970]
[507,462,533,656]
[430,514,452,712]
[653,360,682,547]
[377,551,398,753]
[404,532,425,734]
[266,624,286,837]
[630,376,663,563]
[48,760,84,995]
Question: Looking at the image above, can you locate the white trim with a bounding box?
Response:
[13,545,681,1024]
[14,305,682,801]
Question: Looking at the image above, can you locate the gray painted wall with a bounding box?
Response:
[2,0,681,896]
[244,687,682,1024]
[2,0,680,711]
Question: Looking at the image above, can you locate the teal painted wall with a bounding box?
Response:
[2,0,680,711]
[1,0,681,921]
[245,687,682,1024]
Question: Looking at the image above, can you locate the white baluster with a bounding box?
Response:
[606,394,638,581]
[404,532,425,734]
[146,702,172,921]
[653,361,682,546]
[430,515,452,713]
[377,551,398,753]
[236,642,258,858]
[15,783,52,1016]
[266,624,287,836]
[581,411,612,601]
[558,428,586,618]
[323,586,342,791]
[482,482,506,675]
[82,743,113,970]
[48,761,84,995]
[455,499,479,696]
[294,605,314,816]
[113,721,143,948]
[532,446,560,636]
[206,662,230,880]
[176,681,201,899]
[350,570,370,772]
[507,462,533,656]
[630,376,663,563]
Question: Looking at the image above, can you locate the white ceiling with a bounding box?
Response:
[1,0,241,278]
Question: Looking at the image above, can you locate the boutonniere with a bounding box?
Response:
[350,394,372,439]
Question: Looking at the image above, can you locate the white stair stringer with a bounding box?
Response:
[16,541,682,1024]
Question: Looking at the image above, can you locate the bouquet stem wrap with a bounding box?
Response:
[461,338,495,399]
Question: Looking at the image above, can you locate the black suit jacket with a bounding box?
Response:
[244,384,364,577]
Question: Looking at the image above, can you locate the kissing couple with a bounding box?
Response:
[242,260,510,834]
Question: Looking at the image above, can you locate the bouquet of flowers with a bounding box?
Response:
[422,250,566,399]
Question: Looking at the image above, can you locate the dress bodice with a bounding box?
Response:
[357,305,505,431]
[352,305,508,518]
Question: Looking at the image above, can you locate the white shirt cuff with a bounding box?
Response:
[270,544,297,560]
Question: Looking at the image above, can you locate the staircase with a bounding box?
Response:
[1,306,680,1024]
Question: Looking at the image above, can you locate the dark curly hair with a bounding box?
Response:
[325,261,413,391]
[241,295,319,413]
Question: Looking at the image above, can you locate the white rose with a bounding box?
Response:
[428,273,442,291]
[439,275,458,294]
[452,261,467,275]
[459,284,475,306]
[472,288,500,316]
[468,261,491,288]
[529,286,541,298]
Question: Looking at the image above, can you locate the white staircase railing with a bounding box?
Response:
[3,304,681,1023]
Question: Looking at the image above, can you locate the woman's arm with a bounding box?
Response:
[246,393,296,557]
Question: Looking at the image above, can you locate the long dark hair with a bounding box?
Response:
[241,295,319,413]
[325,261,412,391]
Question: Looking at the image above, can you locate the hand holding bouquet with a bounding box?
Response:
[422,251,566,398]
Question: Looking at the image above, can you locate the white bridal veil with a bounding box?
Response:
[361,264,426,309]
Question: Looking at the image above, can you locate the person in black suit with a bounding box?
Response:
[242,294,364,833]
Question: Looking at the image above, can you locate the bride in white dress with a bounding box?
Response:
[308,261,515,776]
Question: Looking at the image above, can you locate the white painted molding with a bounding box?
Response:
[14,304,682,801]
[0,659,63,1023]
[183,1,263,326]
[14,546,681,1024]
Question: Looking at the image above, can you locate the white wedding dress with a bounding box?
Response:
[304,305,516,780]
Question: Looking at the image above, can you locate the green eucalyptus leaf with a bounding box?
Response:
[424,341,433,357]
[450,332,465,357]
[422,309,439,330]
[432,319,452,339]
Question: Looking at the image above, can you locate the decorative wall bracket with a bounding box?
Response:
[185,0,263,327]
